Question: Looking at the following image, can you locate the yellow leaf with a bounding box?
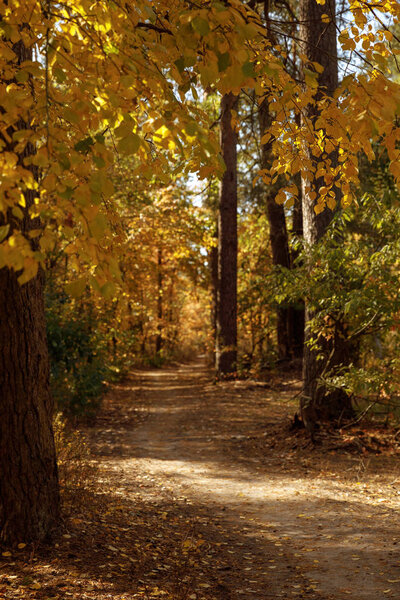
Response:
[30,582,41,590]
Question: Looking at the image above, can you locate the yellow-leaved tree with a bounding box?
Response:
[1,0,400,542]
[0,0,269,544]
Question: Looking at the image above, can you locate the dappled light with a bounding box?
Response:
[3,361,399,600]
[2,1,400,599]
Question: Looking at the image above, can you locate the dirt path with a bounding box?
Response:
[2,358,399,600]
[93,358,400,600]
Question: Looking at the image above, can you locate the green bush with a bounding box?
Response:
[277,188,400,421]
[46,289,108,417]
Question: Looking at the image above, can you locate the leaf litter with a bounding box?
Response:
[1,360,400,599]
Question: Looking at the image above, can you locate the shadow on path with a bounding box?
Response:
[90,359,400,600]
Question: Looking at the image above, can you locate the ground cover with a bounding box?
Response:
[1,359,399,600]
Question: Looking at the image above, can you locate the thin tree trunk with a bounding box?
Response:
[288,183,305,358]
[0,38,60,543]
[155,247,163,355]
[258,98,292,360]
[210,227,218,363]
[216,92,238,375]
[259,0,304,361]
[299,0,353,430]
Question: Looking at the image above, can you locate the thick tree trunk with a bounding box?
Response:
[299,0,353,429]
[216,93,238,375]
[0,37,60,543]
[0,266,60,543]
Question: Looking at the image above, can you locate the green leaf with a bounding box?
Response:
[93,155,106,168]
[174,57,185,74]
[304,68,319,89]
[74,136,94,153]
[60,186,74,199]
[15,69,29,83]
[242,61,256,78]
[185,122,198,136]
[218,52,230,72]
[65,277,87,297]
[63,108,80,124]
[95,133,105,144]
[0,224,10,243]
[118,132,141,155]
[144,6,156,23]
[53,67,66,83]
[58,154,71,171]
[90,213,107,238]
[192,17,210,37]
[100,281,117,299]
[12,206,24,220]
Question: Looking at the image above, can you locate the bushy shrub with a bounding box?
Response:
[278,189,400,421]
[46,288,108,417]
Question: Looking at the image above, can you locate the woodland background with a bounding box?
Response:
[1,0,400,562]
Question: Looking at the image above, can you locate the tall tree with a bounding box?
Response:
[216,93,238,375]
[259,98,292,359]
[0,37,60,544]
[155,247,164,356]
[299,0,352,430]
[256,0,304,361]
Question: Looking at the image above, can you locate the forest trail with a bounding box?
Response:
[90,358,400,600]
[7,359,399,600]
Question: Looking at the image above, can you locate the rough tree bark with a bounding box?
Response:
[299,0,353,429]
[0,38,60,543]
[288,191,305,359]
[259,98,293,360]
[216,92,238,375]
[259,0,304,361]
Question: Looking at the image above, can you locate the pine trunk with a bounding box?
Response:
[0,37,60,543]
[216,93,238,375]
[259,99,292,360]
[299,0,353,429]
[288,192,305,358]
[0,265,60,543]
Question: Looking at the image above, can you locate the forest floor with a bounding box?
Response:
[1,358,400,600]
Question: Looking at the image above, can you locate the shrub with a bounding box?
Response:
[46,288,108,417]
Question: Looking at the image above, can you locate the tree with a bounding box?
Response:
[1,0,400,540]
[216,93,239,375]
[299,0,353,430]
[259,96,296,360]
[0,36,59,544]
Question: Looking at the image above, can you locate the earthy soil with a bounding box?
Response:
[1,358,400,600]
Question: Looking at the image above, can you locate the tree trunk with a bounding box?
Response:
[216,93,238,375]
[210,228,218,363]
[258,99,292,360]
[258,0,305,362]
[155,247,163,355]
[288,183,305,358]
[0,36,60,543]
[0,266,60,544]
[299,0,353,429]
